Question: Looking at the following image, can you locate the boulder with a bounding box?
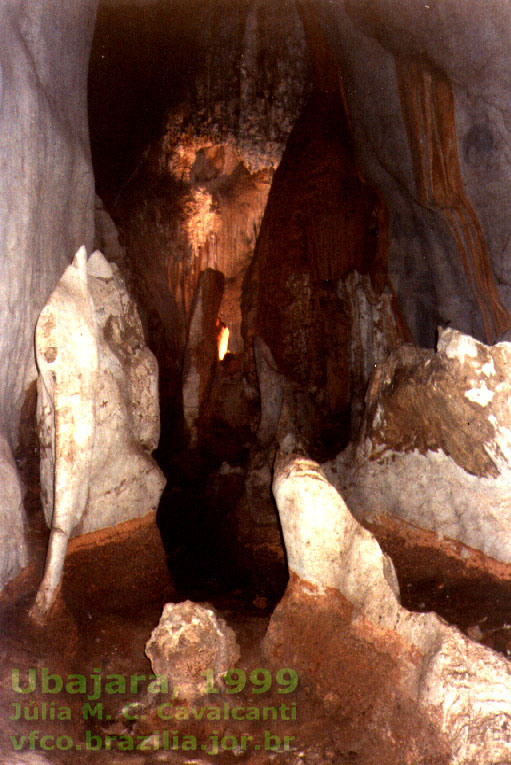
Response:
[145,601,240,700]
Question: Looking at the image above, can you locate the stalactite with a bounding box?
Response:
[395,55,510,343]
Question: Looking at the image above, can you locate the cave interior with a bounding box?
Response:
[4,1,511,762]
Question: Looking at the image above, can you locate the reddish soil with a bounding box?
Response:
[2,470,511,763]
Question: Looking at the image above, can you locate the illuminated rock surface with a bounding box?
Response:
[325,328,511,564]
[267,454,511,764]
[145,601,240,700]
[32,247,165,621]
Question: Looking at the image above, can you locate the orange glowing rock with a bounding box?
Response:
[218,325,229,360]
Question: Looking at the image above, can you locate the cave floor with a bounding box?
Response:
[2,480,511,763]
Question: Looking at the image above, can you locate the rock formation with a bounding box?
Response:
[31,247,165,622]
[266,453,511,763]
[326,328,511,567]
[95,0,311,444]
[293,0,511,347]
[182,268,225,445]
[0,0,98,590]
[145,601,240,700]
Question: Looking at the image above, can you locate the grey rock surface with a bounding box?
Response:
[0,0,98,589]
[0,434,28,588]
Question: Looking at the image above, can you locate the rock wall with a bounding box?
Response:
[298,0,511,347]
[91,0,311,445]
[0,0,98,589]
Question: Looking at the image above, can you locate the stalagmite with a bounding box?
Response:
[30,247,98,622]
[30,247,165,623]
[267,452,511,763]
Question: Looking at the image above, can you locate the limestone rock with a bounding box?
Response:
[100,0,309,371]
[337,271,405,436]
[302,0,511,346]
[272,451,401,626]
[80,249,165,533]
[32,246,99,620]
[325,327,511,564]
[32,247,165,621]
[0,435,28,587]
[242,84,407,457]
[145,601,240,700]
[0,0,97,590]
[268,453,511,763]
[182,268,224,446]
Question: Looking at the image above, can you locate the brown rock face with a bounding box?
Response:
[245,90,383,381]
[358,328,511,480]
[361,342,499,479]
[243,86,406,454]
[395,54,510,343]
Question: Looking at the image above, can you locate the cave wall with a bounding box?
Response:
[0,0,98,588]
[298,0,511,347]
[92,0,311,447]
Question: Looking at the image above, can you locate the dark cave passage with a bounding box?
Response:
[88,0,403,605]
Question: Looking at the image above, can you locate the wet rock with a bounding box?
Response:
[266,453,511,763]
[145,601,240,700]
[32,247,165,621]
[326,327,511,564]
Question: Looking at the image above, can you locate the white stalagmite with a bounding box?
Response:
[272,452,511,764]
[30,247,165,623]
[30,246,98,622]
